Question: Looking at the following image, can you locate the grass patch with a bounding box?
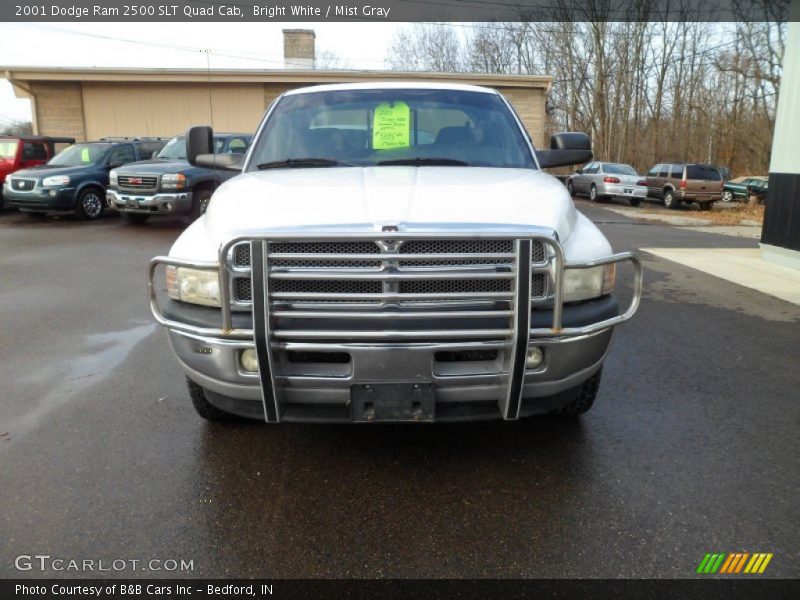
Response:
[633,202,764,226]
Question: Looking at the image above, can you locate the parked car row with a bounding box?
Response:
[567,161,737,210]
[0,133,252,222]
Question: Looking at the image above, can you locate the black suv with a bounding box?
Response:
[3,138,166,219]
[106,133,251,224]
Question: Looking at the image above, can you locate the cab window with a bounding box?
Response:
[226,137,249,154]
[22,141,48,161]
[110,144,136,165]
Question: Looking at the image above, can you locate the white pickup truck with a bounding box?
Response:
[149,82,642,423]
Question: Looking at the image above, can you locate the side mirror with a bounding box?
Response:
[186,125,213,166]
[536,132,592,169]
[194,153,244,172]
[151,151,159,159]
[109,160,124,168]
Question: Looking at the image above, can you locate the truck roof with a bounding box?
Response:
[284,81,500,96]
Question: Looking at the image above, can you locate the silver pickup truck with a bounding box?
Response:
[148,83,642,424]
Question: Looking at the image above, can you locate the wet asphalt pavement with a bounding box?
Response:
[0,200,798,579]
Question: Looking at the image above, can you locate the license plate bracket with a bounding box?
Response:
[127,198,140,208]
[351,383,435,422]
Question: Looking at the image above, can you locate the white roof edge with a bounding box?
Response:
[283,81,500,95]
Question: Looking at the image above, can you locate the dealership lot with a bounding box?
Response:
[0,203,798,578]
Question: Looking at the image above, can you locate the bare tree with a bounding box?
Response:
[386,24,466,72]
[385,15,786,176]
[315,50,352,70]
[0,119,33,136]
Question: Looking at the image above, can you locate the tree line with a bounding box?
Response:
[386,15,785,177]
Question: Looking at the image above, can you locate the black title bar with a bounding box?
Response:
[1,0,794,22]
[3,579,800,600]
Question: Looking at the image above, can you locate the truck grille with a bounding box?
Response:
[118,175,158,191]
[228,238,549,313]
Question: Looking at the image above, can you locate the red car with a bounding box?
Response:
[0,135,75,208]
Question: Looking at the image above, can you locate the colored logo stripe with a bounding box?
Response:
[744,553,773,574]
[697,553,726,573]
[698,552,773,574]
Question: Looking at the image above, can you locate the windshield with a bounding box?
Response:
[604,163,638,176]
[0,140,19,160]
[248,88,536,170]
[157,135,226,160]
[49,143,110,167]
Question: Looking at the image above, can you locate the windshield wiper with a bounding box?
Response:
[256,158,351,170]
[376,158,470,167]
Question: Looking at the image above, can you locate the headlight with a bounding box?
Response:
[109,170,118,186]
[161,173,186,190]
[42,175,70,186]
[563,264,616,302]
[166,266,220,307]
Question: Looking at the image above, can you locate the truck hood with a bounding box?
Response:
[173,167,581,261]
[116,159,191,174]
[9,164,90,179]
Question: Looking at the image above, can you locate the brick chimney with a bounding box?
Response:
[283,29,315,70]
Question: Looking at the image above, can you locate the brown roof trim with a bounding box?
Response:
[2,66,552,90]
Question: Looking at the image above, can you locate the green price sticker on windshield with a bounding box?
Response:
[81,148,90,162]
[373,101,410,150]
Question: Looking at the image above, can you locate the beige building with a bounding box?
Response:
[2,31,552,146]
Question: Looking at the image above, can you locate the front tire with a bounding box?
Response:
[190,189,213,219]
[589,184,598,202]
[75,188,105,220]
[120,212,150,225]
[187,378,236,421]
[567,181,574,196]
[721,190,734,202]
[663,189,680,209]
[550,368,603,416]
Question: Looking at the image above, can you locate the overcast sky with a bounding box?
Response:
[0,22,405,124]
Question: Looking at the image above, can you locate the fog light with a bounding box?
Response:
[526,346,544,368]
[240,349,259,372]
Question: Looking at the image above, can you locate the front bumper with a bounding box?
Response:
[107,188,193,214]
[149,231,643,422]
[166,298,617,421]
[4,186,76,211]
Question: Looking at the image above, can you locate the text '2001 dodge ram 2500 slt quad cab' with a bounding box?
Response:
[149,83,642,423]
